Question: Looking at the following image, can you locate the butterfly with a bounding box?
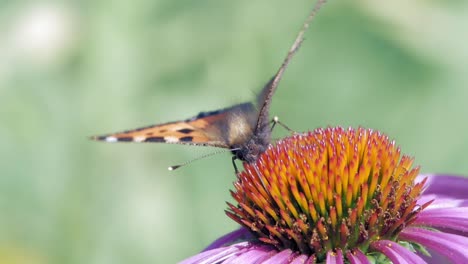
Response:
[92,0,325,171]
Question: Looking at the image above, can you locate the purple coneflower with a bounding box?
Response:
[181,127,468,264]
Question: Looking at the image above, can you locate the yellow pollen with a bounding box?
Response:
[227,127,429,259]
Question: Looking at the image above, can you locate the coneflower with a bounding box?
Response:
[181,127,468,264]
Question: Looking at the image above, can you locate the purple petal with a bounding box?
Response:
[414,207,468,233]
[418,194,467,208]
[179,242,250,264]
[179,247,233,264]
[418,250,452,264]
[261,249,296,264]
[223,245,276,264]
[419,207,468,217]
[290,254,308,264]
[346,249,371,264]
[203,228,254,251]
[420,174,468,199]
[305,255,316,264]
[422,195,468,209]
[370,240,426,264]
[326,249,344,264]
[399,227,468,263]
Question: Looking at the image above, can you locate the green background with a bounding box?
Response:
[1,0,467,263]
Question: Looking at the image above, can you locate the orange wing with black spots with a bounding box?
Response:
[91,102,258,149]
[91,0,325,163]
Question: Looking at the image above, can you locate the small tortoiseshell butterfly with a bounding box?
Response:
[92,0,325,170]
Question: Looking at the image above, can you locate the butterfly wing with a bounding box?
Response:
[254,4,321,134]
[92,1,325,164]
[231,4,323,163]
[92,102,258,148]
[245,32,307,146]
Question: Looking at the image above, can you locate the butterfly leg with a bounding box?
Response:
[271,116,294,133]
[232,156,240,175]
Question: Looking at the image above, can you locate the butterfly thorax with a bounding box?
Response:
[231,124,271,163]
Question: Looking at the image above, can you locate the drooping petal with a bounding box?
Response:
[346,249,371,264]
[290,254,308,264]
[326,249,344,264]
[419,195,468,209]
[370,240,426,264]
[179,242,250,264]
[222,245,276,264]
[399,227,468,264]
[261,249,297,264]
[420,174,468,200]
[414,207,468,233]
[203,227,254,251]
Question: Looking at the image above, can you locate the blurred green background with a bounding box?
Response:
[1,0,467,263]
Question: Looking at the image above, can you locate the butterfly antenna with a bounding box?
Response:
[168,148,240,171]
[271,116,295,133]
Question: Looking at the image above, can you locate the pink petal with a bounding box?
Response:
[346,249,371,264]
[261,249,296,264]
[204,228,254,251]
[420,195,468,208]
[421,174,468,200]
[180,242,249,264]
[399,227,468,263]
[371,240,426,264]
[326,249,344,264]
[223,246,275,264]
[414,207,468,232]
[290,254,308,264]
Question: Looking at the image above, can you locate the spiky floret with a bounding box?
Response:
[226,127,431,261]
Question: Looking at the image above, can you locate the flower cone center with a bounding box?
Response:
[226,127,428,261]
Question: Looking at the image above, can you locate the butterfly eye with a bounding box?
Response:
[249,144,258,153]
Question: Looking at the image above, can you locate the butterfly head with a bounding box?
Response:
[232,125,271,163]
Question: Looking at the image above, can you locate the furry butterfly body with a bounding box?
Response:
[92,0,325,165]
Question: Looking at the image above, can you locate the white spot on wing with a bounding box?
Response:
[164,136,179,143]
[105,136,117,142]
[170,125,193,131]
[133,136,146,142]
